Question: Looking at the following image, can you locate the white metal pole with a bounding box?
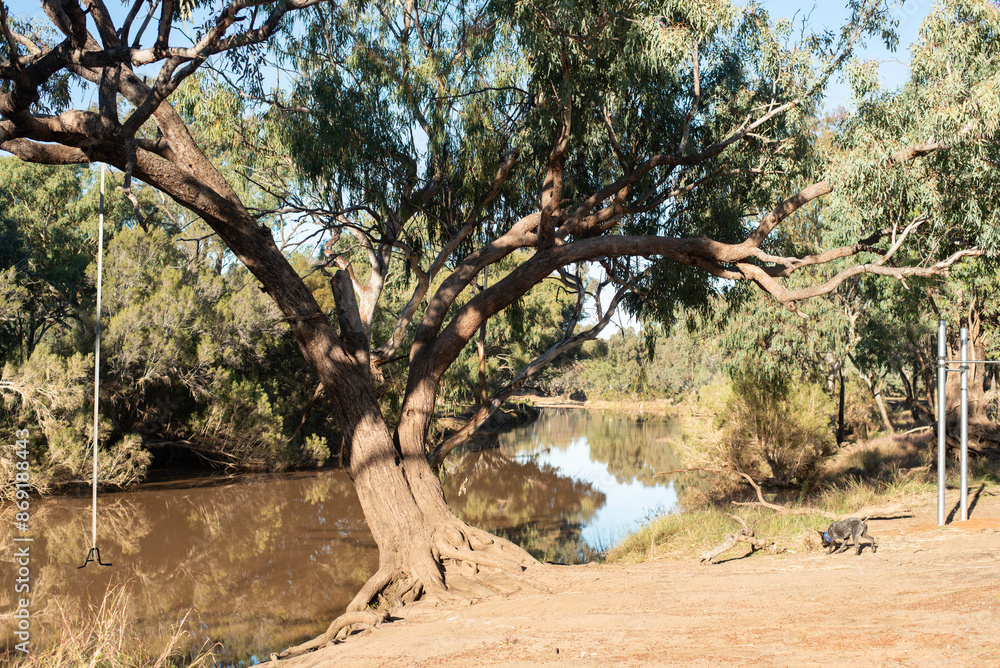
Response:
[91,164,105,550]
[937,319,946,526]
[960,327,969,522]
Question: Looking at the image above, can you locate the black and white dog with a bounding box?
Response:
[819,517,877,555]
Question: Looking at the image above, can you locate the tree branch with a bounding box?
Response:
[427,280,630,466]
[678,41,700,156]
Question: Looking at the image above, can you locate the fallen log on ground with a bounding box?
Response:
[731,500,913,521]
[698,513,779,565]
[945,434,988,456]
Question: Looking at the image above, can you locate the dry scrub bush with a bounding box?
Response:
[843,376,882,440]
[682,376,836,489]
[1,348,152,500]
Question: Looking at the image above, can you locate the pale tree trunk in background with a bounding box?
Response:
[941,294,999,442]
[837,369,846,444]
[476,269,489,407]
[858,370,895,435]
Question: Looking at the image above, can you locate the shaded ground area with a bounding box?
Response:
[282,491,1000,667]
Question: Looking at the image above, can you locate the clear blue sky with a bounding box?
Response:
[760,0,933,109]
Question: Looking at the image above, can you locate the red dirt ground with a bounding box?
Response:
[281,490,1000,667]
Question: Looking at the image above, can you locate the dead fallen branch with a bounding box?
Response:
[657,467,835,516]
[836,503,913,520]
[698,513,779,564]
[732,500,913,521]
[945,434,988,456]
[656,467,912,520]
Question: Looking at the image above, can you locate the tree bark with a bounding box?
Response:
[896,364,929,423]
[837,368,846,444]
[858,370,894,435]
[875,386,895,435]
[476,270,489,407]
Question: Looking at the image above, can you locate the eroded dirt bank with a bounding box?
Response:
[282,493,1000,667]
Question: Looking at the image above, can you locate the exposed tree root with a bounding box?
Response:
[277,520,541,661]
[440,572,500,599]
[344,567,398,613]
[276,609,389,659]
[436,542,525,573]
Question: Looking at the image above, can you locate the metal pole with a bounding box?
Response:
[937,319,946,526]
[960,327,969,522]
[92,164,105,550]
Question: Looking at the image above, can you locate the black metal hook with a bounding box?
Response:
[78,547,112,569]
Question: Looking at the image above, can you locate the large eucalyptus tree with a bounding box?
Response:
[1,0,991,655]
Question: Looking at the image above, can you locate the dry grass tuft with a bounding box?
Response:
[604,506,829,563]
[1,584,216,668]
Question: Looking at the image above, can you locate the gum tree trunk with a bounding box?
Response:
[39,102,539,648]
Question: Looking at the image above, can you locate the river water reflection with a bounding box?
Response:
[1,409,679,664]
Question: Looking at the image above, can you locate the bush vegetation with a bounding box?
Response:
[0,177,342,498]
[606,430,1000,564]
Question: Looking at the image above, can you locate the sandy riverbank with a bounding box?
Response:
[282,489,1000,667]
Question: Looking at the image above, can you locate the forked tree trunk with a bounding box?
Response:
[255,255,539,658]
[261,238,536,658]
[71,101,537,656]
[896,364,930,422]
[280,360,537,657]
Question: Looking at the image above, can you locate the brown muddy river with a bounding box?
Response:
[1,409,682,665]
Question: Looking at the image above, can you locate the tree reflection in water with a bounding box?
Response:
[1,471,376,665]
[444,447,606,564]
[499,409,685,485]
[0,409,681,664]
[447,408,684,562]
